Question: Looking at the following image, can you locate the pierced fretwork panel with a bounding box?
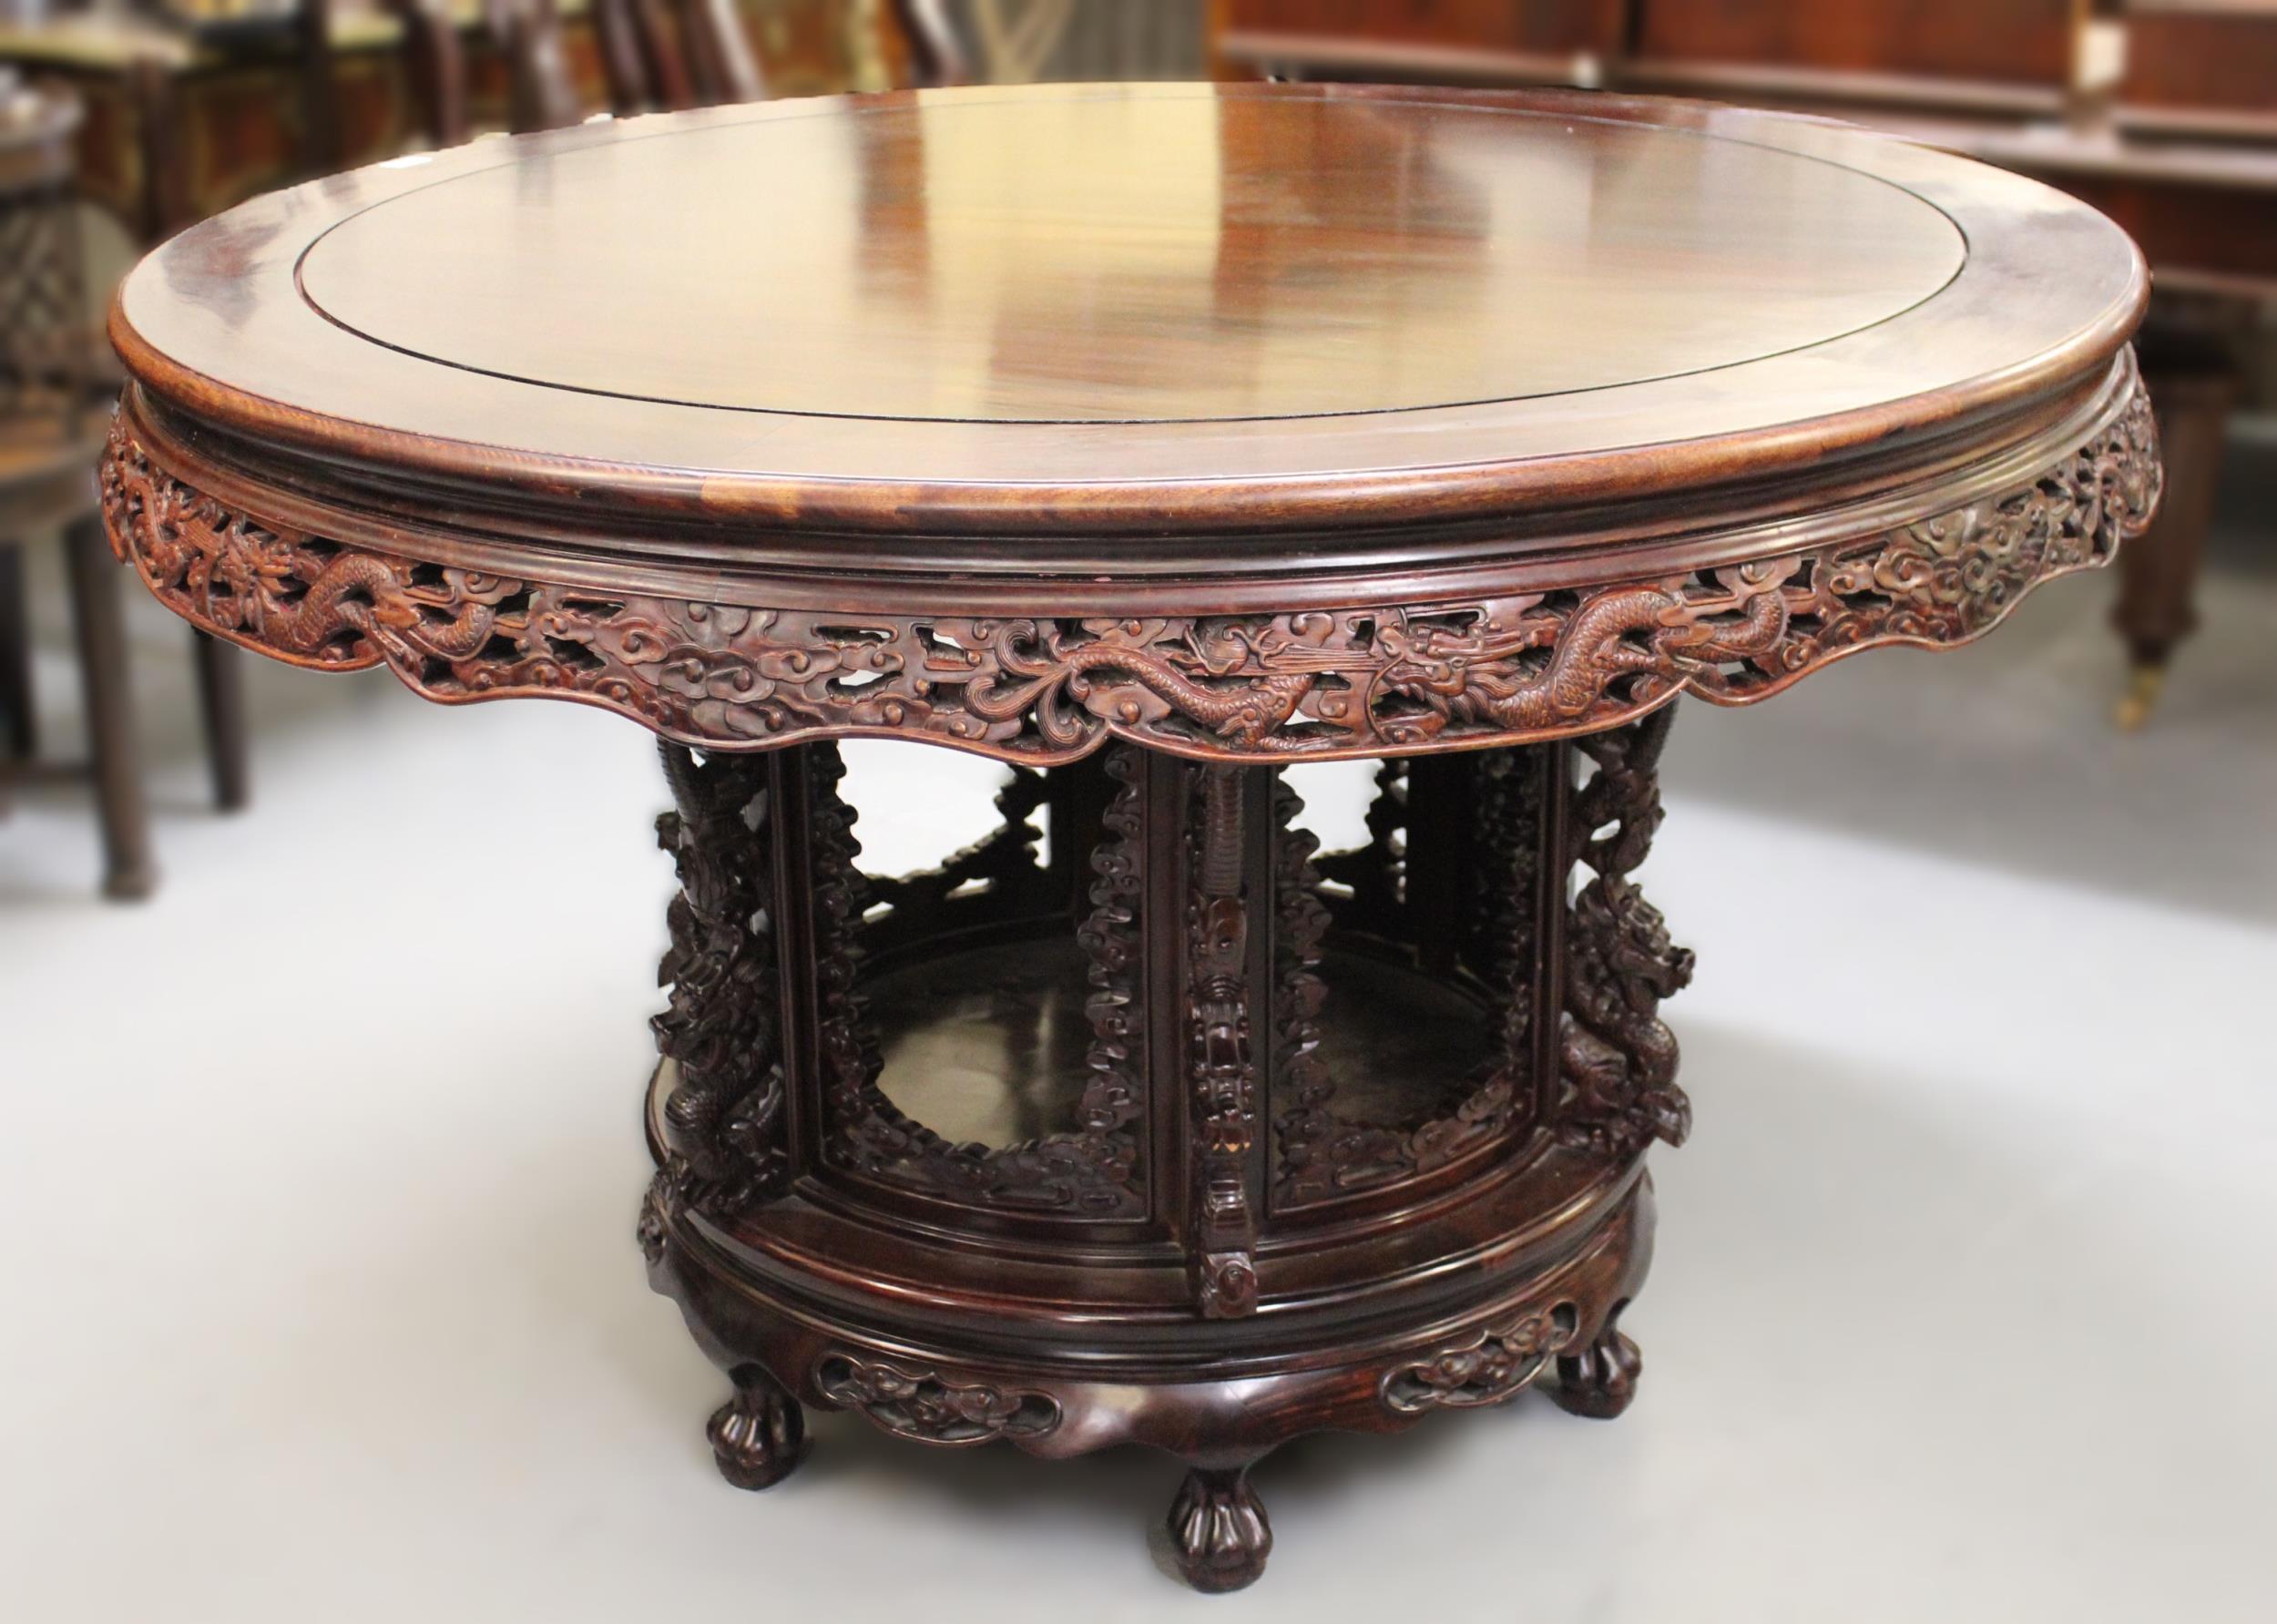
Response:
[1309,759,1405,935]
[844,741,1061,958]
[1271,748,1551,1210]
[815,744,1149,1220]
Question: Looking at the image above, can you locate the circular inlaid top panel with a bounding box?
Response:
[114,82,2147,549]
[101,85,2159,762]
[293,95,1964,424]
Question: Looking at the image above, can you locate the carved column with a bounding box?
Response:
[641,740,789,1251]
[1186,763,1266,1318]
[1471,741,1552,1132]
[1558,707,1693,1157]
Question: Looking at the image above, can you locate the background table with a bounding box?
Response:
[1211,0,2277,722]
[99,82,2160,1592]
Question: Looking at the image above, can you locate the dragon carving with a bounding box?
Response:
[1375,571,1792,734]
[1559,707,1694,1155]
[645,741,788,1251]
[100,368,2159,763]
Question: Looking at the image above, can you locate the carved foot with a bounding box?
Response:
[1167,1465,1271,1594]
[1552,1315,1641,1420]
[706,1369,806,1491]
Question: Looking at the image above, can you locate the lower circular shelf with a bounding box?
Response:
[862,931,1496,1153]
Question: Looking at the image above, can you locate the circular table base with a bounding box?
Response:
[624,728,1690,1592]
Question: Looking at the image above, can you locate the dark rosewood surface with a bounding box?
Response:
[293,94,1963,424]
[112,82,2141,545]
[97,83,2161,1593]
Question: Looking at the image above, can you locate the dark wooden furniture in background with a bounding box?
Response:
[1,82,150,898]
[485,0,589,131]
[1215,0,2273,723]
[1619,0,2091,108]
[383,0,474,147]
[0,0,883,236]
[0,77,247,897]
[486,0,766,133]
[2122,0,2277,143]
[1217,0,1629,85]
[99,84,2159,1588]
[886,0,969,87]
[2109,2,2277,722]
[678,0,767,105]
[2113,332,2237,720]
[0,0,884,832]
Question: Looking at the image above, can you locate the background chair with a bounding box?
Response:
[0,81,155,896]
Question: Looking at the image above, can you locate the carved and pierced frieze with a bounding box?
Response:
[1379,1301,1581,1415]
[813,1354,1061,1445]
[859,765,1052,951]
[100,381,2159,763]
[1312,759,1406,935]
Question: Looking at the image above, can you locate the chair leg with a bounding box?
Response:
[0,545,36,762]
[2113,360,2234,730]
[191,629,250,811]
[61,516,156,900]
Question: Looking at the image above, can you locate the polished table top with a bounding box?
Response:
[296,91,1966,424]
[100,83,2160,762]
[115,82,2143,542]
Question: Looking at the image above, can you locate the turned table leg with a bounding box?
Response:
[62,515,155,900]
[191,630,251,811]
[2112,346,2236,730]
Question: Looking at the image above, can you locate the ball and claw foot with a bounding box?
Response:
[1167,1466,1272,1594]
[1552,1321,1642,1420]
[707,1371,806,1491]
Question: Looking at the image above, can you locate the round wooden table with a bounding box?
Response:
[101,83,2159,1592]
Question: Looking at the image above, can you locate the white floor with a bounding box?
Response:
[3,506,2275,1620]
